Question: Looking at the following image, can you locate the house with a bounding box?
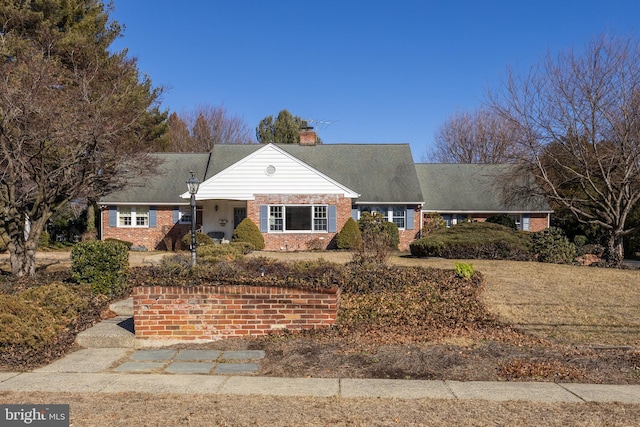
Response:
[100,141,424,251]
[415,163,552,231]
[99,140,552,252]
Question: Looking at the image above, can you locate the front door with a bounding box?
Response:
[233,207,247,229]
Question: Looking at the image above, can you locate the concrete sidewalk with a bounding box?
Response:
[1,347,640,403]
[2,368,640,403]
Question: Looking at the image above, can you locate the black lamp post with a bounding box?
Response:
[186,171,200,266]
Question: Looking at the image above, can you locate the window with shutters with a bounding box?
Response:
[268,205,328,232]
[118,206,149,227]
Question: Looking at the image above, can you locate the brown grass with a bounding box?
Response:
[251,252,640,347]
[2,391,640,426]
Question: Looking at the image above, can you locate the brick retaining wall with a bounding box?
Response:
[133,285,340,347]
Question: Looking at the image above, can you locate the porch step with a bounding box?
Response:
[76,316,134,348]
[109,297,134,317]
[76,298,135,348]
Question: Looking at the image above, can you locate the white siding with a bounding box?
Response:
[191,144,359,200]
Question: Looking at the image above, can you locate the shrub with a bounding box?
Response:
[231,241,254,255]
[38,230,51,248]
[530,227,576,264]
[336,217,363,250]
[196,244,243,262]
[232,218,265,250]
[104,238,133,248]
[455,262,474,279]
[410,222,532,261]
[71,240,129,295]
[486,214,517,230]
[422,213,446,235]
[573,235,588,247]
[181,232,214,249]
[354,212,396,265]
[21,282,89,323]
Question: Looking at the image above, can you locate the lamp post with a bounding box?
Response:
[186,171,200,266]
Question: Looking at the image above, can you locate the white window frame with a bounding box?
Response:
[118,206,149,228]
[392,206,406,229]
[268,204,328,232]
[359,205,406,230]
[178,207,192,224]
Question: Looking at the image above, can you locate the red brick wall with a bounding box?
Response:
[247,196,420,251]
[133,285,340,345]
[101,206,190,250]
[247,194,353,251]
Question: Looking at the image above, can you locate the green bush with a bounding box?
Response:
[38,230,51,248]
[354,212,397,265]
[485,215,517,230]
[573,235,588,247]
[409,222,532,261]
[104,238,133,248]
[455,262,475,279]
[196,244,243,262]
[232,218,265,250]
[71,240,129,295]
[181,232,214,249]
[336,217,363,250]
[530,227,576,264]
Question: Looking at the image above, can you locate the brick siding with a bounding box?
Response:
[101,206,191,250]
[247,194,351,251]
[422,212,550,233]
[133,285,340,346]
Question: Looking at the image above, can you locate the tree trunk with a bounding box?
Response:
[605,232,625,267]
[5,209,48,277]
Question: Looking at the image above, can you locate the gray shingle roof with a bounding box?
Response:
[276,144,423,203]
[100,153,211,204]
[415,163,552,212]
[101,143,424,205]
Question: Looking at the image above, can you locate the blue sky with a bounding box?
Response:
[110,1,640,161]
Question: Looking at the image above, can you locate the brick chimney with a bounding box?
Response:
[299,127,317,145]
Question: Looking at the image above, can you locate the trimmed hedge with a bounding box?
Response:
[410,222,533,261]
[336,217,363,250]
[71,240,129,295]
[232,218,265,250]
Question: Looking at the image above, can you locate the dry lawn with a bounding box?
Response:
[249,252,640,347]
[1,391,639,426]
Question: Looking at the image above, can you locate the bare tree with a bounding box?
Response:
[428,108,519,163]
[489,33,640,265]
[0,1,162,276]
[160,104,255,152]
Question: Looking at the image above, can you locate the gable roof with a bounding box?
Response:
[186,144,360,200]
[415,163,552,213]
[276,144,423,204]
[101,143,424,205]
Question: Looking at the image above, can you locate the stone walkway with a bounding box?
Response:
[113,349,264,375]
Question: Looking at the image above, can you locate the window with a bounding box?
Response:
[508,214,522,230]
[118,206,148,227]
[314,206,327,231]
[360,206,406,229]
[268,205,327,232]
[179,207,192,224]
[269,206,283,231]
[392,207,405,229]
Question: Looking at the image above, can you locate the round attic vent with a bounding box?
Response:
[265,165,276,176]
